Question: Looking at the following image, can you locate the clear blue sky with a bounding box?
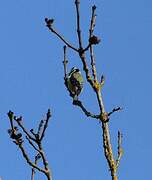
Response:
[0,0,151,179]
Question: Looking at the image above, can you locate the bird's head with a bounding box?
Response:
[70,67,80,75]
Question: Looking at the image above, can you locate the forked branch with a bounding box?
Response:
[7,110,52,180]
[45,1,123,179]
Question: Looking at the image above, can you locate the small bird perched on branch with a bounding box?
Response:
[65,67,84,101]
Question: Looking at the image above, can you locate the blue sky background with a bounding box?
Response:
[0,0,151,179]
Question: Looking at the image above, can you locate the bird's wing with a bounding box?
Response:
[72,72,83,85]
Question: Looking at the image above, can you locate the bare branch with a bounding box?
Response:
[26,136,40,152]
[79,51,95,88]
[63,46,68,78]
[37,142,52,180]
[89,5,96,36]
[73,100,100,119]
[40,109,51,141]
[75,0,83,49]
[83,43,91,52]
[89,42,98,83]
[14,117,36,142]
[47,1,123,180]
[45,18,78,52]
[100,75,105,87]
[89,6,99,83]
[31,153,41,180]
[108,107,123,117]
[7,111,14,131]
[18,143,46,174]
[7,111,53,180]
[37,120,44,136]
[116,131,123,169]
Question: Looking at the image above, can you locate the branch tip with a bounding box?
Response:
[7,110,14,120]
[47,109,51,118]
[108,107,123,117]
[116,130,123,169]
[100,75,105,86]
[45,18,54,28]
[92,5,97,10]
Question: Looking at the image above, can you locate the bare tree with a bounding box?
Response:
[7,1,123,180]
[7,109,52,180]
[45,1,123,180]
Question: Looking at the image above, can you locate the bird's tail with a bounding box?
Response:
[73,95,78,101]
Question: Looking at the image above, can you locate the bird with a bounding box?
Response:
[65,67,84,101]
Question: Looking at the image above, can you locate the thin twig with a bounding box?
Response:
[83,43,91,52]
[108,107,123,117]
[31,153,41,180]
[14,117,36,142]
[7,111,14,131]
[75,0,83,49]
[45,18,78,52]
[37,142,52,180]
[26,136,40,152]
[19,143,46,174]
[89,5,98,83]
[40,109,51,141]
[7,111,53,180]
[63,46,68,78]
[37,120,44,136]
[89,5,96,36]
[116,131,123,169]
[73,100,100,119]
